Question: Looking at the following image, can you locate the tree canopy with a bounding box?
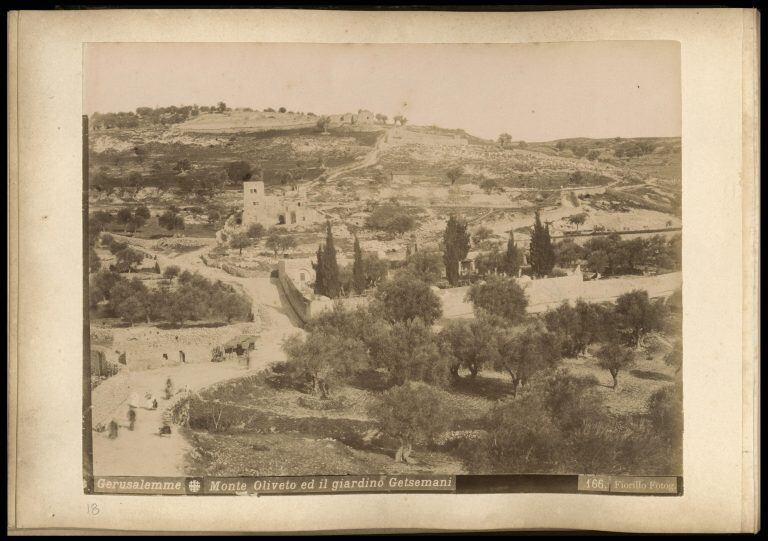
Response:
[374,274,442,325]
[466,276,528,324]
[369,382,453,463]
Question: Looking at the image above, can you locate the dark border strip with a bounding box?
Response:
[86,475,684,496]
[83,114,94,494]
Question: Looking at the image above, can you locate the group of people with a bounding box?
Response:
[105,379,173,440]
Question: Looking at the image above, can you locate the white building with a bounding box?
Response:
[242,180,320,228]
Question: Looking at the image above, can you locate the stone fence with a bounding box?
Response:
[278,261,681,325]
[437,271,682,320]
[277,260,370,324]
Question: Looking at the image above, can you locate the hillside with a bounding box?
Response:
[88,122,383,192]
[87,113,681,238]
[175,110,318,133]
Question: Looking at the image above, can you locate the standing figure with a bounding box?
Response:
[108,419,119,439]
[159,408,173,436]
[179,350,186,364]
[127,406,136,430]
[164,377,174,400]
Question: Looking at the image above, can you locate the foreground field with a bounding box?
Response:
[177,341,678,477]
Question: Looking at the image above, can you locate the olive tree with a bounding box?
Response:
[438,318,499,379]
[493,325,562,396]
[371,319,448,386]
[229,233,252,255]
[374,274,442,325]
[368,382,453,463]
[595,340,635,389]
[282,331,368,398]
[466,276,528,325]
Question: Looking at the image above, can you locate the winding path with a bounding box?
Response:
[91,236,304,476]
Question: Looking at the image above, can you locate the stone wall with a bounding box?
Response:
[436,271,682,320]
[278,260,371,324]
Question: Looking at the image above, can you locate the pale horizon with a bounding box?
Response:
[84,41,681,142]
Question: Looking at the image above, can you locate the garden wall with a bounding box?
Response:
[278,260,370,324]
[436,271,682,320]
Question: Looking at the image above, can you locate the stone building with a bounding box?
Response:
[242,180,320,228]
[356,109,375,124]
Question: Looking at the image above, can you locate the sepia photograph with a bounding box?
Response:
[83,41,684,486]
[9,6,759,533]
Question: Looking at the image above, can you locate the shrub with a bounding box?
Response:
[646,383,682,446]
[163,265,180,280]
[246,222,265,240]
[404,250,443,284]
[365,203,417,236]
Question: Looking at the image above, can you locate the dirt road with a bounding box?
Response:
[309,128,391,189]
[111,235,304,368]
[91,236,304,476]
[92,360,247,476]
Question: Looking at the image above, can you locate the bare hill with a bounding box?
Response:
[176,110,318,133]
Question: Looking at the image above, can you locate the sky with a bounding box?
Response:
[84,41,681,142]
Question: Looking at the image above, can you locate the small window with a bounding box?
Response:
[300,272,306,281]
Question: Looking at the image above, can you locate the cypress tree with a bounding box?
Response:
[352,235,366,294]
[322,222,341,298]
[313,244,325,296]
[543,223,556,276]
[529,210,542,277]
[504,230,522,276]
[443,215,471,286]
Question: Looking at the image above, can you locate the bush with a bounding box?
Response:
[365,203,417,236]
[646,383,682,447]
[163,265,180,280]
[246,222,265,240]
[158,209,185,231]
[458,390,561,473]
[404,250,443,284]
